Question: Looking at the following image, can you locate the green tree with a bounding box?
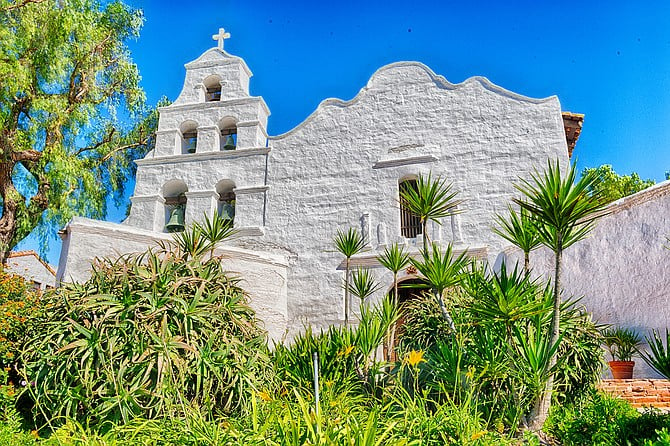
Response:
[399,173,463,247]
[515,160,608,430]
[583,164,654,203]
[0,0,156,262]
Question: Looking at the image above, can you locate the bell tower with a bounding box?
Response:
[126,28,270,235]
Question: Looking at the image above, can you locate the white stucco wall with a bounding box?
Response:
[507,182,670,378]
[262,62,569,332]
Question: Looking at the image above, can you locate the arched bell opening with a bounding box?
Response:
[203,75,222,102]
[216,180,236,224]
[163,180,188,233]
[180,121,198,154]
[219,117,237,151]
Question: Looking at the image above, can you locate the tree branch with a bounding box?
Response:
[0,0,46,12]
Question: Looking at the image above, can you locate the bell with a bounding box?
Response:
[219,202,235,221]
[165,206,185,233]
[223,135,236,150]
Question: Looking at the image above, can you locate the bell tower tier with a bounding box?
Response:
[127,31,270,236]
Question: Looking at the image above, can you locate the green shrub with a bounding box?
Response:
[545,391,670,446]
[0,270,43,370]
[21,219,271,425]
[272,300,395,395]
[396,262,604,432]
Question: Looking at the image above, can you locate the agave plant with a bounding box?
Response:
[398,173,463,247]
[333,228,367,325]
[640,329,670,379]
[21,216,270,425]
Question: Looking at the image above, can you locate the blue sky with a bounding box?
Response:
[21,0,670,265]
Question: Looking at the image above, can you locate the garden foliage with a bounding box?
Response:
[21,217,270,424]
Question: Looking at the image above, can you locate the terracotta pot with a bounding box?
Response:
[609,360,635,379]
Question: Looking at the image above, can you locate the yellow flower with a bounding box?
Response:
[465,365,475,380]
[258,390,272,402]
[470,430,487,441]
[338,345,355,356]
[405,350,426,367]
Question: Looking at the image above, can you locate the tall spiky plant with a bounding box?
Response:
[493,205,541,275]
[196,212,237,258]
[348,268,382,308]
[399,173,463,247]
[409,243,470,329]
[333,228,367,325]
[377,243,410,360]
[514,159,608,430]
[377,243,410,306]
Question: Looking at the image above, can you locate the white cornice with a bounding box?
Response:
[373,155,438,169]
[136,147,270,166]
[61,217,285,267]
[159,96,270,117]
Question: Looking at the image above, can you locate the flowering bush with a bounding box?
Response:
[0,270,43,371]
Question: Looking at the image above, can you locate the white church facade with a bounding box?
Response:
[57,31,669,371]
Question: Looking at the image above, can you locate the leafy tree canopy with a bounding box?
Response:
[0,0,157,262]
[583,164,655,204]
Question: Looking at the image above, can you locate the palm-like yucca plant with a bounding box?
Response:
[468,262,550,329]
[333,228,367,325]
[409,242,469,329]
[376,243,410,360]
[196,211,237,257]
[514,159,608,430]
[640,329,670,379]
[376,243,410,304]
[348,268,382,308]
[399,173,463,247]
[493,205,541,275]
[21,215,270,424]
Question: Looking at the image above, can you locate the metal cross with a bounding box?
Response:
[212,28,231,50]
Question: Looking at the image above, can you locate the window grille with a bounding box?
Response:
[399,180,422,239]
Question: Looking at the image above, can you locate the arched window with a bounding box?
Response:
[399,178,421,239]
[216,180,235,224]
[163,180,188,232]
[180,121,198,154]
[203,75,222,102]
[219,117,237,151]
